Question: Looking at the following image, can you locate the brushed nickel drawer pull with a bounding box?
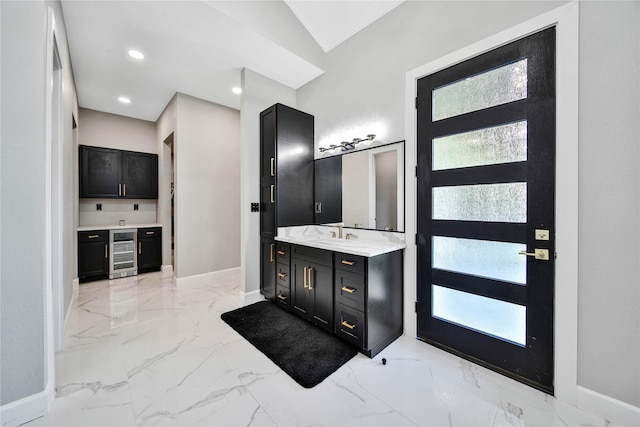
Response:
[341,286,356,294]
[341,320,356,330]
[277,250,286,255]
[341,259,356,266]
[277,294,287,301]
[277,272,287,278]
[88,234,100,239]
[270,244,275,263]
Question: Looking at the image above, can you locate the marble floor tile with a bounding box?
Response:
[25,271,618,427]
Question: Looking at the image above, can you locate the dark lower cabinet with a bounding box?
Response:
[260,237,276,300]
[78,230,109,283]
[275,242,291,309]
[137,227,162,273]
[291,245,334,333]
[285,243,403,357]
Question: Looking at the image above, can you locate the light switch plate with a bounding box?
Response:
[535,229,550,241]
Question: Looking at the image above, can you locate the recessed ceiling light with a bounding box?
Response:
[232,87,242,94]
[118,96,131,104]
[128,49,144,60]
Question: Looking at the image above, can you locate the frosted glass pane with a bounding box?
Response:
[433,285,526,346]
[433,183,527,223]
[433,236,526,284]
[433,59,528,121]
[433,121,527,170]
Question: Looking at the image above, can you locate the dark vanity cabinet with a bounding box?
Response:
[78,230,109,283]
[275,242,291,309]
[291,245,334,333]
[80,145,158,199]
[334,250,403,357]
[137,227,162,273]
[259,104,314,300]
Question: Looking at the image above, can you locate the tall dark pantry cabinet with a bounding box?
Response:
[260,104,314,303]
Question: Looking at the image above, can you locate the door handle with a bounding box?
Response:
[303,266,308,289]
[270,185,275,203]
[270,243,275,263]
[270,157,275,177]
[307,267,313,291]
[104,244,108,259]
[519,249,550,261]
[123,183,126,197]
[277,272,287,278]
[139,242,142,255]
[118,184,122,196]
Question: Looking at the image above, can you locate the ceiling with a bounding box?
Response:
[60,0,405,122]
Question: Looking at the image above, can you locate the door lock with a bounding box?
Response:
[518,249,550,261]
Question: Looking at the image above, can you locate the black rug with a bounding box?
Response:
[221,301,358,388]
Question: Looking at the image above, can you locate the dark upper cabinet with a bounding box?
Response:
[259,104,314,233]
[314,155,342,225]
[78,230,109,282]
[80,145,158,199]
[137,227,162,273]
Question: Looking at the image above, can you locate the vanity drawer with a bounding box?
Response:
[276,263,290,288]
[276,242,290,265]
[335,303,365,349]
[335,252,365,275]
[291,244,333,267]
[335,270,365,312]
[276,285,291,309]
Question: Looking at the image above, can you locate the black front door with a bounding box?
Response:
[416,28,556,393]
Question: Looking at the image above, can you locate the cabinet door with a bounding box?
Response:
[260,107,276,182]
[80,146,121,198]
[314,155,342,224]
[292,257,313,318]
[260,183,275,238]
[78,240,109,281]
[122,151,158,199]
[138,230,162,273]
[308,262,334,332]
[260,238,276,299]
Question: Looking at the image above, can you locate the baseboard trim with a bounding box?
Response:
[577,385,640,426]
[240,289,264,306]
[0,383,53,427]
[63,281,79,335]
[175,267,240,287]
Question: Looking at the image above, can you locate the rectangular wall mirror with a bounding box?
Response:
[314,141,405,232]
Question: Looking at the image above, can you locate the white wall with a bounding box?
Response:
[174,93,241,279]
[297,0,640,415]
[1,0,78,409]
[77,108,158,227]
[577,0,640,408]
[240,69,296,297]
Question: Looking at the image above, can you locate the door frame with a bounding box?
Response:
[403,2,578,404]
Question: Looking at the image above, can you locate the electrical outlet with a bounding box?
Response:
[251,202,260,213]
[96,203,102,211]
[134,204,139,211]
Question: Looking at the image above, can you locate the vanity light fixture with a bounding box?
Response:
[318,134,376,153]
[118,96,131,104]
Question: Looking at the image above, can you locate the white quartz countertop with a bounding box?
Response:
[275,235,405,257]
[78,223,162,231]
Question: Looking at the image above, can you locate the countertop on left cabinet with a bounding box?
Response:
[78,223,162,231]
